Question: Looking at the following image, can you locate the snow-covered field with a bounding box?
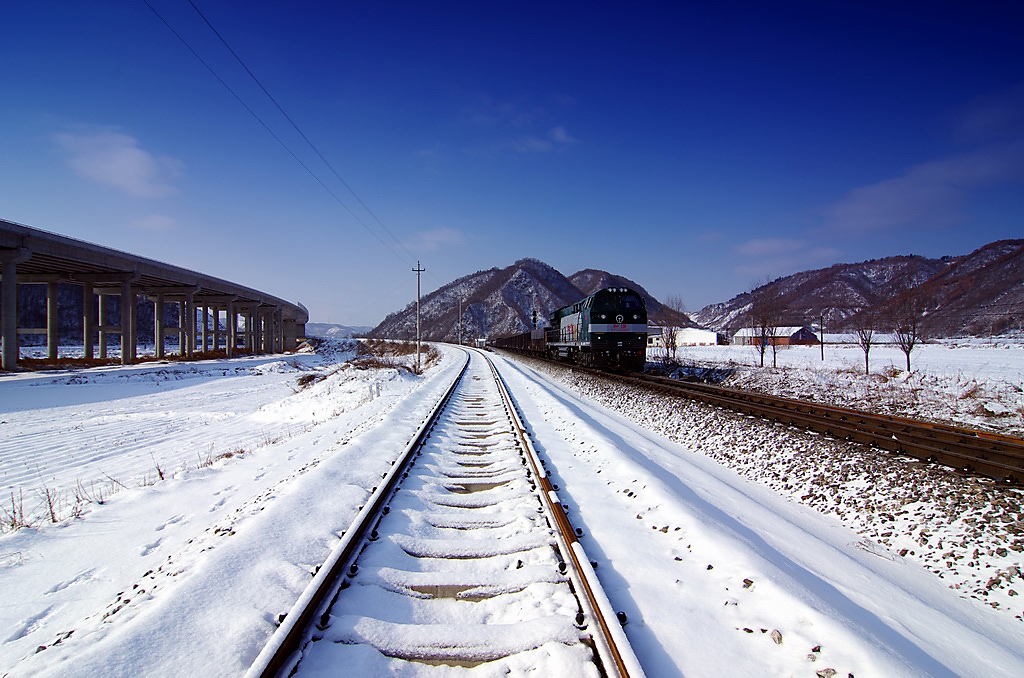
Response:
[1,340,1023,675]
[660,339,1024,435]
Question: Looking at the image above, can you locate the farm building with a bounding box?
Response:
[732,326,818,346]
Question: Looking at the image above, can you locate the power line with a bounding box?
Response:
[183,0,416,264]
[141,0,413,266]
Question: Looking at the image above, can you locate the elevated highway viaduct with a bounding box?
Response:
[0,218,308,370]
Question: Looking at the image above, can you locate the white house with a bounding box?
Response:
[648,327,718,347]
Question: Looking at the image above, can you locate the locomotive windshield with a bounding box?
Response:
[620,294,643,310]
[591,291,645,315]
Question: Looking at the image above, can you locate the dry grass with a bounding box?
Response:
[358,339,418,357]
[354,339,440,374]
[296,372,326,388]
[18,357,120,371]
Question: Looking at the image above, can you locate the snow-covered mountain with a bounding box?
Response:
[568,269,692,328]
[304,322,373,339]
[896,240,1024,336]
[691,239,1024,337]
[692,255,948,332]
[369,259,693,341]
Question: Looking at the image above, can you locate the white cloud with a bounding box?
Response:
[402,228,464,253]
[55,128,182,198]
[464,95,545,130]
[461,93,579,155]
[823,140,1024,235]
[476,125,580,155]
[954,83,1024,143]
[549,126,579,145]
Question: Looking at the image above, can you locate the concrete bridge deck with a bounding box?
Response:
[1,218,308,370]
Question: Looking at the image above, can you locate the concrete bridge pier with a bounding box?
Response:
[274,308,283,353]
[47,281,59,360]
[212,306,222,352]
[120,278,136,365]
[185,291,196,358]
[200,304,210,353]
[83,284,95,360]
[1,248,31,370]
[97,292,108,359]
[154,294,165,359]
[241,308,252,352]
[227,300,237,358]
[255,307,266,353]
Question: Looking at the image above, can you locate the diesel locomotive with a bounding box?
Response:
[492,287,648,371]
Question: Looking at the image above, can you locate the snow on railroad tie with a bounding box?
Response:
[292,356,602,675]
[311,616,593,670]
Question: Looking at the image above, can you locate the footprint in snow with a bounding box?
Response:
[155,514,186,531]
[45,568,99,595]
[139,538,163,556]
[5,605,55,642]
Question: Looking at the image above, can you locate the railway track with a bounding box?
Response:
[494,349,1024,484]
[246,349,643,677]
[599,363,1024,484]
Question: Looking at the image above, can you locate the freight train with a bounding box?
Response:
[491,287,648,371]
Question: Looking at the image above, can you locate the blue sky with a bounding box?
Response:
[2,1,1023,325]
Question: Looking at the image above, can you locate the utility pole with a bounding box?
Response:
[458,298,463,346]
[820,312,825,361]
[413,260,425,371]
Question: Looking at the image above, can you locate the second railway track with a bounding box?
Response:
[247,349,642,676]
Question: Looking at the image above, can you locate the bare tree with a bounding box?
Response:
[892,291,926,372]
[661,294,686,364]
[854,307,877,375]
[749,283,783,368]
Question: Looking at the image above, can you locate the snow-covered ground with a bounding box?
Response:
[658,339,1024,435]
[1,340,1023,675]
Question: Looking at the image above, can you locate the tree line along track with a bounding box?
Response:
[591,363,1024,484]
[246,349,644,677]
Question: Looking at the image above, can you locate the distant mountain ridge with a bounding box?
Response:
[692,239,1024,337]
[369,259,692,342]
[305,323,373,339]
[369,240,1023,343]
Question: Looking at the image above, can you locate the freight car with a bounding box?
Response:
[492,287,648,371]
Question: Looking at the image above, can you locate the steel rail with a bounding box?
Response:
[485,354,645,678]
[632,372,1024,482]
[244,352,471,678]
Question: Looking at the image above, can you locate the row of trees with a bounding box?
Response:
[852,292,926,375]
[747,284,927,374]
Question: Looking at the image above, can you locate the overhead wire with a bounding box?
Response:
[183,0,417,265]
[141,0,413,267]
